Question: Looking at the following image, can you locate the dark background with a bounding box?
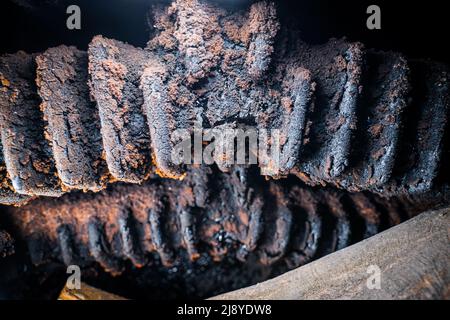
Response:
[0,0,449,63]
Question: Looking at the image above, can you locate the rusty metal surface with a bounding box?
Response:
[0,0,448,205]
[3,166,449,298]
[0,0,449,300]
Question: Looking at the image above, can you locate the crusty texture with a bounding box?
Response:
[0,51,62,197]
[0,148,31,205]
[88,36,153,183]
[0,0,449,203]
[36,45,109,191]
[6,166,449,298]
[387,61,449,194]
[291,40,365,183]
[337,51,410,191]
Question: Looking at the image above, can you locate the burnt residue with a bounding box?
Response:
[0,0,448,204]
[0,0,449,299]
[3,166,450,299]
